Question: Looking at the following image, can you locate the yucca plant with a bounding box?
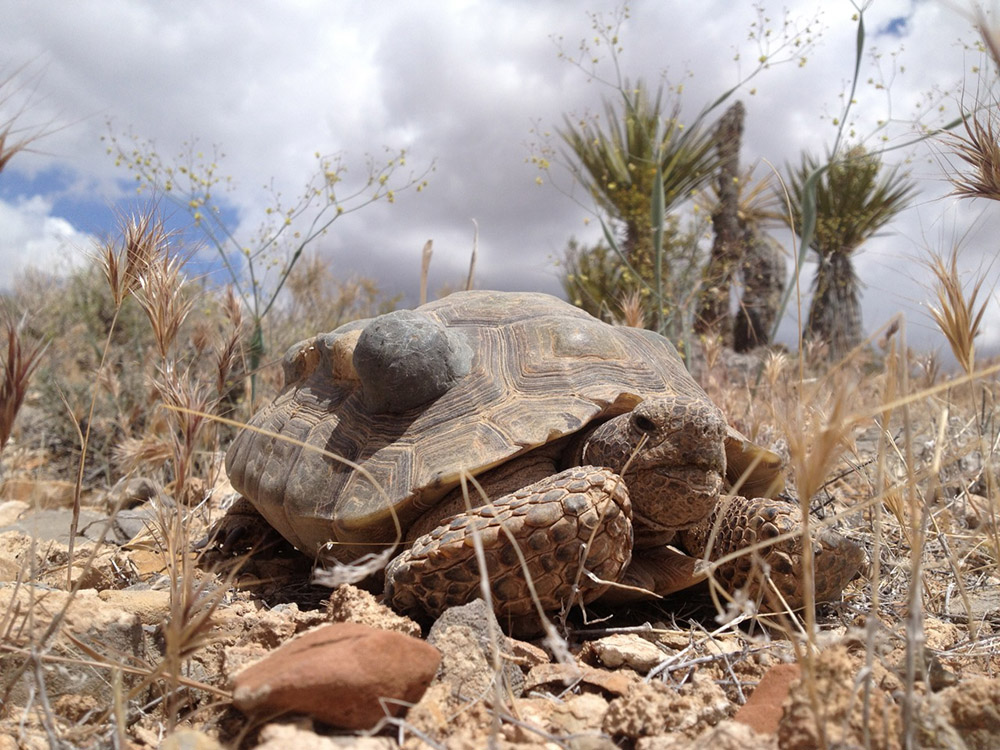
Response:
[558,80,720,297]
[560,238,625,322]
[782,145,916,358]
[560,216,706,339]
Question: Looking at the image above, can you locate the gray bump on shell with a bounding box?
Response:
[353,310,473,413]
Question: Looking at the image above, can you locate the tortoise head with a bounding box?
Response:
[581,395,728,536]
[352,310,473,413]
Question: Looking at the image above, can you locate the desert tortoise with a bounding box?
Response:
[225,291,862,622]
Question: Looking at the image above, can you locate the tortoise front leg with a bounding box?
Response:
[383,466,633,622]
[679,495,864,609]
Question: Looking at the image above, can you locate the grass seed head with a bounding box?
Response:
[925,246,988,376]
[0,315,47,454]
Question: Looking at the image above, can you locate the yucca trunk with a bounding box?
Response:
[622,221,654,273]
[734,229,786,351]
[805,251,862,358]
[695,101,745,345]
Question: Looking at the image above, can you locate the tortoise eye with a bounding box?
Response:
[632,414,657,433]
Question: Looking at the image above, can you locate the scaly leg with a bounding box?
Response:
[384,466,633,620]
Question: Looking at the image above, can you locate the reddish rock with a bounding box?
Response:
[232,622,441,729]
[734,663,800,735]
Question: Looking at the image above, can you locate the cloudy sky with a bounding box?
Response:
[1,0,998,360]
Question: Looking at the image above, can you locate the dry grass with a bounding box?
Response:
[944,8,1000,204]
[0,62,56,176]
[618,289,646,328]
[0,206,251,742]
[0,314,47,454]
[946,103,1000,202]
[925,246,990,377]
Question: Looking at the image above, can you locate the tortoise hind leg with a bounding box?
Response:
[679,495,864,609]
[199,495,288,554]
[384,466,633,622]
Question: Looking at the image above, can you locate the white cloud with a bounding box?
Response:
[0,196,92,290]
[0,0,997,358]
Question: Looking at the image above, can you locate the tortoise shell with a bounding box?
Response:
[225,291,768,561]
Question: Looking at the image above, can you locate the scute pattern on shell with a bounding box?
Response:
[225,291,703,560]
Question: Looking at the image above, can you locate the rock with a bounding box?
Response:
[108,505,163,543]
[98,589,172,626]
[589,633,671,672]
[525,663,636,697]
[256,722,397,749]
[401,683,458,741]
[159,729,225,750]
[0,507,106,544]
[733,663,800,735]
[777,645,900,750]
[923,616,962,651]
[219,602,331,684]
[426,598,524,699]
[0,500,28,526]
[503,693,612,745]
[52,693,101,723]
[603,674,730,741]
[952,584,1000,623]
[0,555,20,583]
[232,622,440,729]
[565,737,619,750]
[918,676,1000,749]
[0,585,148,707]
[635,720,775,749]
[105,476,168,510]
[326,584,421,637]
[97,477,175,543]
[0,529,134,589]
[551,692,612,736]
[505,637,550,669]
[0,479,81,509]
[0,729,47,750]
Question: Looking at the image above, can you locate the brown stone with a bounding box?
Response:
[98,589,172,627]
[159,728,224,750]
[0,586,148,706]
[918,676,1000,749]
[325,584,421,637]
[777,645,901,750]
[589,633,671,672]
[232,622,441,730]
[525,663,637,697]
[0,479,82,509]
[0,500,28,526]
[733,663,800,735]
[603,675,730,740]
